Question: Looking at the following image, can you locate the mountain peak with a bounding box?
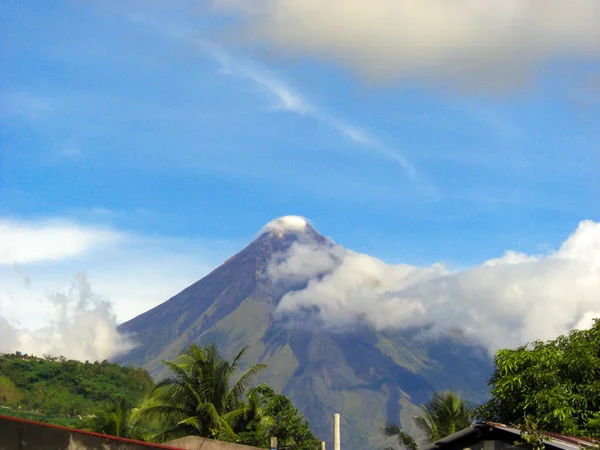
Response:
[262,216,310,235]
[118,215,493,450]
[256,215,328,254]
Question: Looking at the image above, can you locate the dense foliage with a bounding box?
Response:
[133,343,267,442]
[480,319,600,438]
[79,398,143,439]
[129,343,320,448]
[235,385,321,450]
[384,391,474,449]
[0,346,321,448]
[0,408,80,427]
[0,352,153,420]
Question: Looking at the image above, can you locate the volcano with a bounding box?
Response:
[117,217,492,449]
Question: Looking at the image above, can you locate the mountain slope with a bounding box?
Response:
[117,217,492,449]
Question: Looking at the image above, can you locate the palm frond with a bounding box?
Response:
[383,422,418,450]
[229,346,250,373]
[398,431,418,450]
[149,342,268,442]
[133,402,189,426]
[142,420,190,444]
[157,362,189,384]
[222,406,247,426]
[177,416,203,432]
[228,363,267,404]
[383,422,401,438]
[414,409,437,443]
[413,391,474,444]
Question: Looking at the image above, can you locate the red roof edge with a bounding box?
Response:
[0,414,181,449]
[544,431,598,446]
[483,421,598,447]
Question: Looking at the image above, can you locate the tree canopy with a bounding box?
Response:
[235,384,321,450]
[480,319,600,438]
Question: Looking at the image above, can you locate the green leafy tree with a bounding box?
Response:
[384,391,474,449]
[133,343,266,443]
[234,385,320,450]
[479,319,600,439]
[515,416,548,450]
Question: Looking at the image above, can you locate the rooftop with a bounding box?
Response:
[421,422,598,450]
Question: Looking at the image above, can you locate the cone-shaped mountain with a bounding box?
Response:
[117,217,492,450]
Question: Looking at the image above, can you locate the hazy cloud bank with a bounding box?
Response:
[0,272,134,361]
[269,220,600,353]
[0,216,227,361]
[215,0,600,92]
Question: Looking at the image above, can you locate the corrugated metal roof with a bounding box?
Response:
[483,422,598,450]
[420,421,598,450]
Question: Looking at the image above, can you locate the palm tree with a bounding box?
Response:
[415,391,474,442]
[79,399,140,439]
[133,343,266,443]
[383,422,418,450]
[383,391,474,449]
[239,388,274,435]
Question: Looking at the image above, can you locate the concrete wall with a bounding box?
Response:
[165,437,264,450]
[0,414,265,450]
[466,441,519,450]
[0,414,177,450]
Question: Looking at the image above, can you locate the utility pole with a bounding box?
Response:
[333,413,341,450]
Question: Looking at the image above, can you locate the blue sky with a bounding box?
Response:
[1,1,599,339]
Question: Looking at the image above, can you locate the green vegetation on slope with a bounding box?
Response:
[0,352,153,425]
[0,345,319,448]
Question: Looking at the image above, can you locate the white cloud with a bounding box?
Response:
[269,220,600,353]
[0,272,134,361]
[215,0,600,92]
[0,216,232,360]
[0,219,121,264]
